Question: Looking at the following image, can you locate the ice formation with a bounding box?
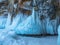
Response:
[0,12,28,45]
[0,15,7,29]
[15,8,43,34]
[14,0,58,35]
[0,0,58,35]
[0,0,60,45]
[5,12,28,30]
[58,25,60,45]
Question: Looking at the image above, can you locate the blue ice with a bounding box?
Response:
[58,25,60,45]
[0,15,7,29]
[0,12,28,45]
[15,8,45,34]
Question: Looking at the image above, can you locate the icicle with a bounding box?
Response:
[32,8,36,24]
[9,13,24,29]
[8,14,21,29]
[46,19,54,34]
[5,13,12,28]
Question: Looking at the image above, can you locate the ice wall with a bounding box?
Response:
[8,12,28,30]
[0,0,60,45]
[0,12,28,45]
[15,8,43,34]
[0,0,59,35]
[14,0,58,35]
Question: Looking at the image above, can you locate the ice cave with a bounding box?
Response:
[0,0,60,45]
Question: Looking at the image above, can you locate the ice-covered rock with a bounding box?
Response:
[6,12,28,30]
[0,0,59,45]
[14,0,56,35]
[14,8,43,34]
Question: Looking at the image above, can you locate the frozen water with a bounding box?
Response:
[0,30,26,45]
[15,8,44,34]
[46,19,54,34]
[0,16,7,29]
[0,0,59,45]
[0,12,28,45]
[14,6,58,35]
[7,12,28,30]
[14,7,57,35]
[58,25,60,35]
[46,19,58,34]
[57,25,60,45]
[0,28,57,45]
[5,13,12,28]
[0,0,58,35]
[0,0,6,2]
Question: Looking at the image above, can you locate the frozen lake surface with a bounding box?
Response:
[20,36,57,45]
[1,36,57,45]
[0,35,57,45]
